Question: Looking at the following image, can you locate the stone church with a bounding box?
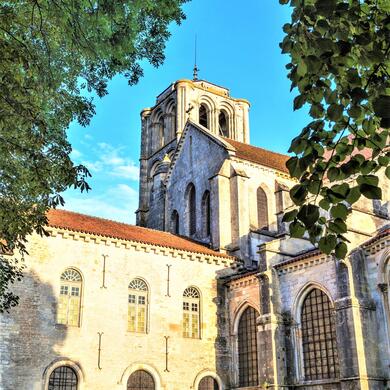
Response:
[1,78,389,390]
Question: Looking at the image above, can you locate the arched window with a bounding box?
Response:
[238,306,259,387]
[128,278,148,333]
[157,115,165,149]
[257,187,269,230]
[202,190,211,237]
[127,370,155,390]
[187,183,196,236]
[171,210,179,234]
[301,288,339,380]
[198,376,219,390]
[48,366,78,390]
[199,104,208,128]
[57,268,82,327]
[218,111,229,137]
[183,287,200,339]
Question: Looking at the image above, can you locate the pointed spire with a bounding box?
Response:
[193,35,199,81]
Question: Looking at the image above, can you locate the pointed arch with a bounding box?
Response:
[171,210,179,234]
[257,186,269,230]
[202,190,211,238]
[186,183,196,236]
[293,283,339,381]
[237,306,259,387]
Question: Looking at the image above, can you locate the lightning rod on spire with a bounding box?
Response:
[193,35,199,81]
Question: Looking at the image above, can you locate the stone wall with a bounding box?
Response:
[0,230,232,390]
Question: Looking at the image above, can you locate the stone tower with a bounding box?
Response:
[136,79,251,230]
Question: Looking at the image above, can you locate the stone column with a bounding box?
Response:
[209,171,231,252]
[231,169,250,262]
[256,250,287,389]
[335,251,382,390]
[136,110,151,226]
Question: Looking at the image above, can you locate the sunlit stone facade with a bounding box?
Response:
[1,79,389,390]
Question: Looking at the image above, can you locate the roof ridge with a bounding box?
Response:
[47,209,235,260]
[53,208,165,236]
[222,137,290,159]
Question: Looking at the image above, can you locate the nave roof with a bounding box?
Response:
[47,209,234,260]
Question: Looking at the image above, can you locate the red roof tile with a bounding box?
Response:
[222,137,290,173]
[47,209,233,259]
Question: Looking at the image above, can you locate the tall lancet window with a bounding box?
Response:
[199,104,208,128]
[257,187,269,230]
[202,190,211,237]
[187,183,196,236]
[218,111,229,137]
[301,288,339,380]
[171,210,179,235]
[238,306,259,387]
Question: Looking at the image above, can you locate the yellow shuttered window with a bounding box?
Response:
[57,268,82,327]
[183,287,200,338]
[128,278,148,333]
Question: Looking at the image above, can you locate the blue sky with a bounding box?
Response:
[63,0,310,224]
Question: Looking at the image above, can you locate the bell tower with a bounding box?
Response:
[136,78,251,229]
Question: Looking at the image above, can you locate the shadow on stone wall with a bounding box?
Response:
[0,270,67,390]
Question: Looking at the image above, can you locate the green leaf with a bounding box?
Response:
[297,60,308,77]
[385,166,390,180]
[319,234,337,254]
[359,183,382,200]
[282,209,298,222]
[290,184,308,205]
[294,94,306,110]
[289,220,306,238]
[356,175,379,187]
[329,218,347,234]
[327,104,343,121]
[335,242,348,259]
[315,0,337,15]
[286,157,302,178]
[330,204,349,219]
[319,198,330,210]
[346,186,361,204]
[328,166,340,182]
[373,95,390,118]
[297,204,320,227]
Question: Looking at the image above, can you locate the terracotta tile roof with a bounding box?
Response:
[47,209,233,259]
[222,137,289,173]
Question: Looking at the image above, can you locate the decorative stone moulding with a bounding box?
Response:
[229,275,258,290]
[47,227,234,267]
[230,158,291,180]
[275,254,331,275]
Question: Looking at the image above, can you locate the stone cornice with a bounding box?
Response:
[361,229,390,256]
[227,273,259,289]
[275,253,331,275]
[229,157,292,179]
[47,227,234,267]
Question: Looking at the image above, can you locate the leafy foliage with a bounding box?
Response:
[0,0,186,312]
[280,0,390,256]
